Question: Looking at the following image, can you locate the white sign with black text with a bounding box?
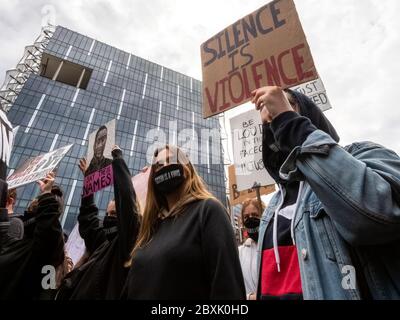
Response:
[230,109,275,192]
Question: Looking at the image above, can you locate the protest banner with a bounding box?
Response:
[201,0,318,118]
[230,109,275,192]
[292,77,332,111]
[131,167,150,211]
[83,119,116,197]
[7,144,73,189]
[228,165,275,206]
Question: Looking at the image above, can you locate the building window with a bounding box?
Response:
[40,53,92,89]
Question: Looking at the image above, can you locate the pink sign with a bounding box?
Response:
[83,164,113,197]
[131,167,150,210]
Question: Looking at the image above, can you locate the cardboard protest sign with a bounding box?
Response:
[201,0,318,118]
[83,119,116,197]
[230,109,275,191]
[228,165,275,206]
[65,223,86,267]
[131,167,150,211]
[7,144,73,189]
[292,78,332,112]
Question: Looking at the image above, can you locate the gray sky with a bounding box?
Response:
[1,0,399,155]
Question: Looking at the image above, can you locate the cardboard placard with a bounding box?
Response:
[83,119,116,196]
[230,109,275,191]
[292,78,332,112]
[201,0,318,118]
[7,144,73,189]
[228,165,275,206]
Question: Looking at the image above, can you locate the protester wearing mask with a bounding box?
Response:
[238,198,265,300]
[252,86,400,300]
[122,145,245,300]
[0,172,65,299]
[56,146,141,300]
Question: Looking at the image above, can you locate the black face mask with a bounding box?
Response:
[244,217,260,242]
[103,215,117,229]
[154,164,185,195]
[103,215,118,240]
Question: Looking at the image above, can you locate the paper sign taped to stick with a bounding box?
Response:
[83,119,116,197]
[230,109,275,191]
[7,144,73,189]
[201,0,318,118]
[228,165,275,206]
[291,78,332,112]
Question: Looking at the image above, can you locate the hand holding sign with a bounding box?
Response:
[79,158,88,176]
[38,171,55,195]
[111,145,122,158]
[252,86,294,123]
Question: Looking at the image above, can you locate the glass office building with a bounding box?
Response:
[1,26,226,233]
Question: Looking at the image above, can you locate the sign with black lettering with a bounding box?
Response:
[230,109,275,191]
[228,165,275,206]
[292,78,332,112]
[7,144,73,189]
[201,0,318,118]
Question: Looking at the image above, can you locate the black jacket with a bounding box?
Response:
[0,193,64,299]
[57,150,140,299]
[122,198,246,300]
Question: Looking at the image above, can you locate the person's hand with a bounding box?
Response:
[112,145,121,152]
[79,158,88,176]
[251,86,294,124]
[111,145,122,159]
[38,172,55,195]
[247,293,256,300]
[141,166,149,173]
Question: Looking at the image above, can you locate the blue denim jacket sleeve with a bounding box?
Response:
[280,129,400,246]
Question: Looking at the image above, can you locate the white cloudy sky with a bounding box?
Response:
[1,0,399,157]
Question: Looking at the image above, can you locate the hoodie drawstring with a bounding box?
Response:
[273,182,304,273]
[290,182,304,246]
[273,185,285,273]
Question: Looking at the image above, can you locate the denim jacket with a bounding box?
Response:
[257,130,400,300]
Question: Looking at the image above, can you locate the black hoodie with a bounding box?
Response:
[262,89,340,185]
[56,149,140,300]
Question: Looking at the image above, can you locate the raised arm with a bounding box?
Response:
[111,146,141,261]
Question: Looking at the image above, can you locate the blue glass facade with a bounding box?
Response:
[6,26,226,233]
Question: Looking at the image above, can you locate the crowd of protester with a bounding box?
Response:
[1,87,400,300]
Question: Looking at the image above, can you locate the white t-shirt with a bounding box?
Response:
[238,238,258,295]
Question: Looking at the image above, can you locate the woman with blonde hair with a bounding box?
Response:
[122,145,245,300]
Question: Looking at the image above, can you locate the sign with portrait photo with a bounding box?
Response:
[83,119,116,197]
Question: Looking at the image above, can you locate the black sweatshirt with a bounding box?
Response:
[0,193,64,299]
[122,198,246,300]
[57,150,140,300]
